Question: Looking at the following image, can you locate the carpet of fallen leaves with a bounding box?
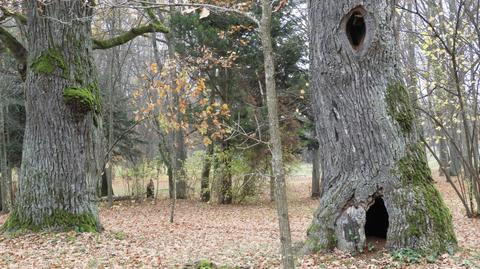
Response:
[0,176,479,269]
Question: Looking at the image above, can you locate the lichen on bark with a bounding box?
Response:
[385,82,415,133]
[31,48,67,77]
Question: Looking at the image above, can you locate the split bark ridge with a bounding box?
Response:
[306,1,457,254]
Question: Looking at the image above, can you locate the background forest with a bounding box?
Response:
[0,0,479,268]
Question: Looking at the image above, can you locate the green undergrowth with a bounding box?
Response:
[2,210,98,233]
[392,248,423,264]
[183,260,244,269]
[391,248,451,265]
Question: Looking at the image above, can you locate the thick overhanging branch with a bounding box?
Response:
[92,22,169,50]
[0,26,27,79]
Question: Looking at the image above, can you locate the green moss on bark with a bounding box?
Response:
[305,223,336,253]
[31,48,67,77]
[63,83,101,113]
[397,143,457,253]
[2,210,98,233]
[92,23,169,50]
[385,82,415,133]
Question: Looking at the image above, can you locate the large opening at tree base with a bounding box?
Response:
[365,197,389,239]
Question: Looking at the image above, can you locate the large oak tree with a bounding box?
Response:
[305,0,457,254]
[0,0,167,231]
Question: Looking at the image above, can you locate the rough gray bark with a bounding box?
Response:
[260,0,295,267]
[4,0,102,230]
[306,0,457,254]
[311,146,321,198]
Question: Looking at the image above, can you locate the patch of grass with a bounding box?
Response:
[198,260,216,269]
[112,230,127,240]
[87,258,98,269]
[391,248,422,264]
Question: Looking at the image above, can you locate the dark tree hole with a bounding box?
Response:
[346,11,366,50]
[365,197,389,239]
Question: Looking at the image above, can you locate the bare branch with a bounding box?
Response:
[130,1,260,26]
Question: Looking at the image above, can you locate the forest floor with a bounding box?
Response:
[0,174,479,268]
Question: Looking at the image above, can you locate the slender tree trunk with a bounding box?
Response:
[167,166,174,198]
[448,123,462,176]
[438,131,450,177]
[0,100,7,213]
[170,131,177,223]
[105,33,117,207]
[311,146,321,198]
[260,0,295,267]
[5,0,102,231]
[165,1,187,200]
[306,0,456,254]
[217,142,232,204]
[167,0,178,222]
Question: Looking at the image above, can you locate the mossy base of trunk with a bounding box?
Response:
[397,143,457,254]
[1,210,100,233]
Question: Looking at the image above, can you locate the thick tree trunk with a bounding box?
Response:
[4,1,101,231]
[306,1,457,254]
[260,0,295,267]
[311,146,321,198]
